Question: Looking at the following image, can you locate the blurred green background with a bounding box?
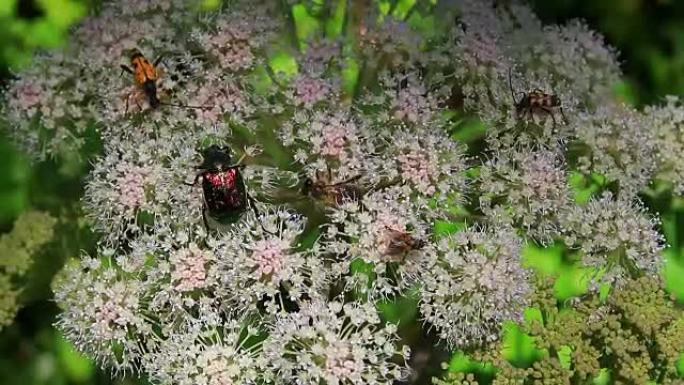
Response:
[1,0,684,384]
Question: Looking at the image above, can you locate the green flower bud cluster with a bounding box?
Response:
[434,276,684,384]
[0,211,56,329]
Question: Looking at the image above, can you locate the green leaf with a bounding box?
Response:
[612,80,637,106]
[324,0,346,37]
[661,215,679,248]
[557,345,572,369]
[568,171,604,204]
[25,20,63,48]
[0,0,16,16]
[37,0,86,28]
[554,265,593,301]
[350,258,374,275]
[248,65,274,95]
[407,12,436,39]
[465,166,481,178]
[55,333,93,382]
[448,351,472,372]
[268,51,298,79]
[392,0,416,19]
[447,351,496,378]
[523,307,544,326]
[342,57,360,96]
[501,321,542,367]
[200,0,221,10]
[433,220,465,237]
[377,0,391,16]
[450,117,486,143]
[664,248,684,302]
[296,227,321,250]
[521,243,564,276]
[377,290,418,325]
[292,4,320,47]
[593,368,611,385]
[599,282,612,302]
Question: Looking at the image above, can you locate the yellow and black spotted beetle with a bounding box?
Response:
[508,68,567,126]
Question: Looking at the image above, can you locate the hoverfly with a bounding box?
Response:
[301,169,363,207]
[509,68,567,127]
[381,226,427,261]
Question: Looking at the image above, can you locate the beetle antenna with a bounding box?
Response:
[160,101,212,110]
[508,67,518,105]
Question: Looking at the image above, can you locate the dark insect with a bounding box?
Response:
[381,226,426,261]
[186,145,256,229]
[509,68,567,126]
[301,168,363,207]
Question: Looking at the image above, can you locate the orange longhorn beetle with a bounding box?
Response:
[120,49,163,109]
[120,49,209,112]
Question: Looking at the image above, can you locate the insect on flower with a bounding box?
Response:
[301,168,363,207]
[509,68,568,127]
[120,48,209,113]
[120,48,163,110]
[300,168,405,209]
[185,145,258,229]
[381,226,426,261]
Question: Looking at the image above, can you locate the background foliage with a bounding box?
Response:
[0,0,682,384]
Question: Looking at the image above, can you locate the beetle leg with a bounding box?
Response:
[153,55,165,68]
[202,203,210,230]
[517,107,530,123]
[228,153,246,168]
[559,106,569,125]
[243,177,276,235]
[540,107,557,127]
[152,121,160,139]
[332,174,362,186]
[124,94,130,116]
[120,64,134,76]
[247,191,271,234]
[184,172,203,187]
[135,91,144,111]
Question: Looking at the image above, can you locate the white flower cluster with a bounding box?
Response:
[2,0,672,383]
[420,226,530,347]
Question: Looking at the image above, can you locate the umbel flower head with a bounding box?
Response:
[54,256,152,373]
[419,225,530,348]
[264,300,409,385]
[1,0,674,383]
[560,192,664,284]
[478,149,571,243]
[327,187,437,298]
[143,317,269,385]
[212,208,330,314]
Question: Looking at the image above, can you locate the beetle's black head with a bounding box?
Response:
[413,237,427,250]
[301,177,314,196]
[200,145,233,172]
[125,48,144,61]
